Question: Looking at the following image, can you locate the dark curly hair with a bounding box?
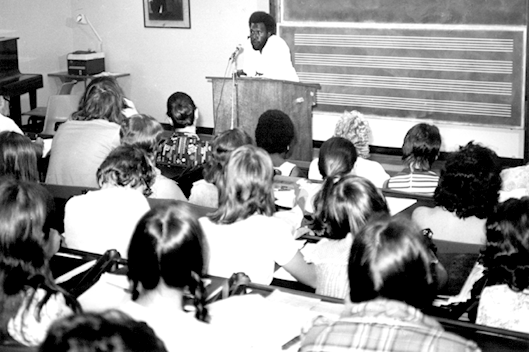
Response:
[249,11,276,34]
[255,109,295,155]
[481,197,529,292]
[434,142,501,219]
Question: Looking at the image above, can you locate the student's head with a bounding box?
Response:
[166,92,196,129]
[312,175,389,239]
[128,201,209,322]
[210,145,275,224]
[0,131,39,182]
[401,123,441,171]
[0,179,60,299]
[249,11,276,51]
[120,114,163,156]
[255,109,295,156]
[203,128,254,185]
[96,145,156,197]
[348,216,437,309]
[434,142,501,219]
[71,76,126,124]
[318,137,357,179]
[334,110,370,159]
[40,310,167,352]
[481,197,529,292]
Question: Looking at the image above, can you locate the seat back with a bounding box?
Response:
[57,80,78,95]
[41,95,80,135]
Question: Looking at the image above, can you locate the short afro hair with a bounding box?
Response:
[434,142,501,219]
[249,11,276,35]
[255,109,295,155]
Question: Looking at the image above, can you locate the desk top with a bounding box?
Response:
[48,71,130,81]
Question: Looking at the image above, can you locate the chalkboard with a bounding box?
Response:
[283,0,527,26]
[280,24,525,127]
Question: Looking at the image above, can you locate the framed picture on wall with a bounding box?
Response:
[143,0,190,28]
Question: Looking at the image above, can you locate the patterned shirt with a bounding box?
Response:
[300,299,481,352]
[477,284,529,333]
[385,169,439,194]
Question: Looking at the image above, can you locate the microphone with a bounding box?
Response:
[229,44,243,61]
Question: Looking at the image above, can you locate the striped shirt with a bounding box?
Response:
[385,169,439,194]
[300,299,481,352]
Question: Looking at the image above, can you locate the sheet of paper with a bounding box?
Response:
[385,196,417,216]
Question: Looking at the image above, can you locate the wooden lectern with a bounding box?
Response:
[206,76,320,162]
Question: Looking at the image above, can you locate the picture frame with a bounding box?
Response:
[143,0,190,29]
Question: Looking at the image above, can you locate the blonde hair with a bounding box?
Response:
[334,110,370,159]
[209,145,275,224]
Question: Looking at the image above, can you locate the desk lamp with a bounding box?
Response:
[75,14,103,52]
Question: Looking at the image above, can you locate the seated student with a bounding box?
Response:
[40,310,167,352]
[46,76,126,188]
[412,142,502,245]
[255,109,302,177]
[120,114,186,200]
[0,178,80,347]
[120,201,231,351]
[0,131,39,182]
[165,91,197,134]
[476,197,529,333]
[63,145,152,257]
[0,97,23,135]
[300,216,480,352]
[188,128,253,208]
[199,145,316,286]
[308,110,389,187]
[384,123,441,194]
[305,175,390,298]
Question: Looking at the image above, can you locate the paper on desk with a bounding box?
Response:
[209,293,322,352]
[433,262,484,306]
[385,197,417,216]
[78,273,130,312]
[42,138,53,158]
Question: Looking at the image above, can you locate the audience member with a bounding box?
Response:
[0,131,39,182]
[199,145,316,286]
[476,197,529,333]
[255,109,301,177]
[120,114,186,200]
[308,110,389,187]
[305,175,389,298]
[188,128,253,208]
[300,216,480,352]
[412,142,502,244]
[384,123,441,194]
[165,91,197,134]
[39,310,167,352]
[0,178,80,346]
[45,76,129,188]
[121,201,229,351]
[101,75,138,118]
[63,145,152,257]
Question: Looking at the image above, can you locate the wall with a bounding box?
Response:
[1,0,268,126]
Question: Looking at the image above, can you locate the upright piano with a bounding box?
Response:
[0,37,43,127]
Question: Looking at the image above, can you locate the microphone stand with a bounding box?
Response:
[230,55,239,130]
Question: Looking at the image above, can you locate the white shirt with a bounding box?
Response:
[64,187,150,257]
[199,214,300,284]
[0,113,23,134]
[240,35,299,82]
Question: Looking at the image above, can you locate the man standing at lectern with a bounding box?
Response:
[237,11,299,82]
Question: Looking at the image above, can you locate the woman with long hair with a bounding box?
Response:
[121,201,225,351]
[199,145,316,286]
[307,175,389,298]
[0,178,80,346]
[0,131,39,182]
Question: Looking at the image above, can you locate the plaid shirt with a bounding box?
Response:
[300,299,481,352]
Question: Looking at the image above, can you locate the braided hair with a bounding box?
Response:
[127,201,209,322]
